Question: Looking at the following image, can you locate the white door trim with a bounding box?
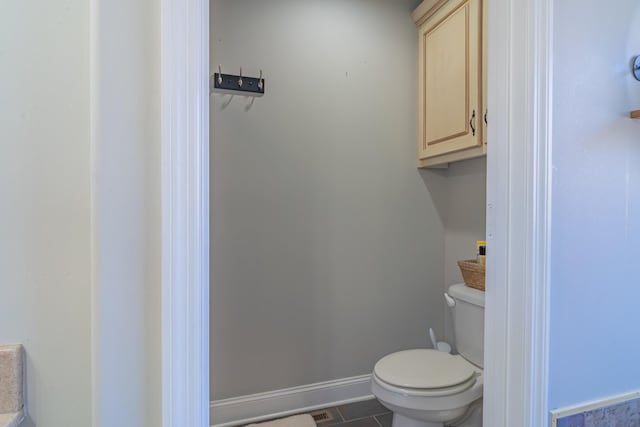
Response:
[159,0,553,425]
[484,0,552,426]
[161,0,210,425]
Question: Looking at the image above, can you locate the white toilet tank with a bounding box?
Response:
[448,284,485,368]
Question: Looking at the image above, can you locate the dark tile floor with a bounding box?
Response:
[320,399,391,426]
[248,399,392,427]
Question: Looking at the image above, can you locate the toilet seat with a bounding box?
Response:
[373,371,476,397]
[373,349,477,397]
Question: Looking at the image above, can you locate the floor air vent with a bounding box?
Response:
[310,410,335,423]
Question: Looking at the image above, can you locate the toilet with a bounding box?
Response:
[371,284,485,427]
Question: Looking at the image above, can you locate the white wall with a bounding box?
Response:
[0,1,162,426]
[549,0,640,410]
[92,0,162,425]
[210,0,449,400]
[0,2,92,425]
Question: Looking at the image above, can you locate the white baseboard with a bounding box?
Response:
[210,374,374,427]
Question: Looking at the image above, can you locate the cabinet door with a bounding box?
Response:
[417,0,482,160]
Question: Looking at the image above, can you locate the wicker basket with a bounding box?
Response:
[457,259,485,291]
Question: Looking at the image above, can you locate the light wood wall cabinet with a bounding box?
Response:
[413,0,487,168]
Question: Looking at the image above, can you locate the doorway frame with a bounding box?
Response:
[159,0,553,425]
[483,0,552,425]
[160,0,210,425]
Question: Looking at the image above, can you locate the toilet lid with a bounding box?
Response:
[374,349,475,389]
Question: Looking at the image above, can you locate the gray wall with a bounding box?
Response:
[548,0,640,410]
[443,158,487,289]
[210,0,449,400]
[440,158,487,345]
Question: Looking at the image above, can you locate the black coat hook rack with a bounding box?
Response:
[211,66,265,97]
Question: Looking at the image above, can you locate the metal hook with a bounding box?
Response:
[238,67,243,87]
[217,65,223,85]
[258,69,263,90]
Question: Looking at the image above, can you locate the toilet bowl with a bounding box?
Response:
[371,284,485,427]
[371,349,482,427]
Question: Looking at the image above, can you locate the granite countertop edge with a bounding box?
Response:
[0,410,24,427]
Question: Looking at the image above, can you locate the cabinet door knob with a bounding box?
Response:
[470,110,476,136]
[484,110,488,125]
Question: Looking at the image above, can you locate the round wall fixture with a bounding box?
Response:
[634,55,640,81]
